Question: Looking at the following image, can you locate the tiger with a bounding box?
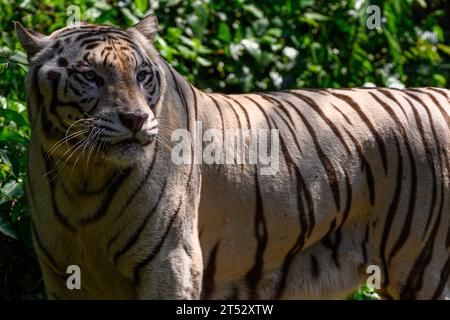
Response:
[16,14,450,300]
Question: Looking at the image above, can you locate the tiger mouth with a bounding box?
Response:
[113,136,155,147]
[114,138,141,146]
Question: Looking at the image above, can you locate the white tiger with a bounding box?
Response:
[16,15,450,299]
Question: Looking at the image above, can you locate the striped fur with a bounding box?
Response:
[17,16,450,299]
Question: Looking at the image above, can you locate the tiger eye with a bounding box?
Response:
[137,70,149,82]
[83,70,97,81]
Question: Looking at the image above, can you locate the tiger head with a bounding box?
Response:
[16,15,165,166]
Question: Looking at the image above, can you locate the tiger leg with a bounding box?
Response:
[221,238,366,300]
[376,186,450,300]
[382,237,450,300]
[276,231,368,299]
[135,244,203,299]
[210,222,370,299]
[134,211,203,299]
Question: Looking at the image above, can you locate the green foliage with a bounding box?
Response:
[0,0,449,299]
[350,284,381,300]
[0,97,29,243]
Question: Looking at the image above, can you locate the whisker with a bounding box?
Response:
[71,129,98,174]
[86,128,104,169]
[45,129,89,160]
[155,137,171,152]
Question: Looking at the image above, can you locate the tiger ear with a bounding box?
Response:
[15,22,49,58]
[132,15,158,43]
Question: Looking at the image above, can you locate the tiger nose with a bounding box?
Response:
[118,112,149,132]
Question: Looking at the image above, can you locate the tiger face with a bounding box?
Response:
[17,16,163,166]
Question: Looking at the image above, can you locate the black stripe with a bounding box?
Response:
[110,142,159,223]
[379,135,403,288]
[30,64,43,126]
[30,219,67,280]
[260,94,296,129]
[369,93,418,263]
[48,73,68,130]
[274,161,310,299]
[378,89,409,120]
[132,206,179,285]
[72,73,91,86]
[68,83,82,97]
[248,94,316,239]
[280,127,315,238]
[403,96,439,236]
[427,87,450,100]
[245,171,268,299]
[409,89,450,130]
[107,35,141,51]
[164,61,190,130]
[225,285,239,300]
[79,168,132,225]
[362,224,370,266]
[280,97,342,212]
[56,26,130,39]
[201,242,220,299]
[79,37,103,47]
[112,177,167,264]
[164,64,197,201]
[331,103,352,125]
[217,94,245,167]
[77,171,116,196]
[218,94,243,131]
[321,219,341,268]
[246,96,315,299]
[86,99,100,115]
[431,254,450,299]
[207,94,226,150]
[285,91,353,156]
[226,96,251,128]
[400,164,445,299]
[103,52,111,67]
[322,218,337,250]
[324,171,353,267]
[245,96,273,129]
[447,206,450,248]
[42,150,76,232]
[85,42,101,50]
[310,254,320,279]
[189,84,198,122]
[162,63,197,198]
[329,91,388,174]
[260,94,304,157]
[342,127,375,205]
[220,95,248,167]
[288,88,328,96]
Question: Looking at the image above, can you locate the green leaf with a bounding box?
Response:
[120,8,139,26]
[303,12,329,22]
[134,0,149,14]
[217,22,231,42]
[0,216,17,240]
[243,4,264,19]
[196,57,212,67]
[438,44,450,56]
